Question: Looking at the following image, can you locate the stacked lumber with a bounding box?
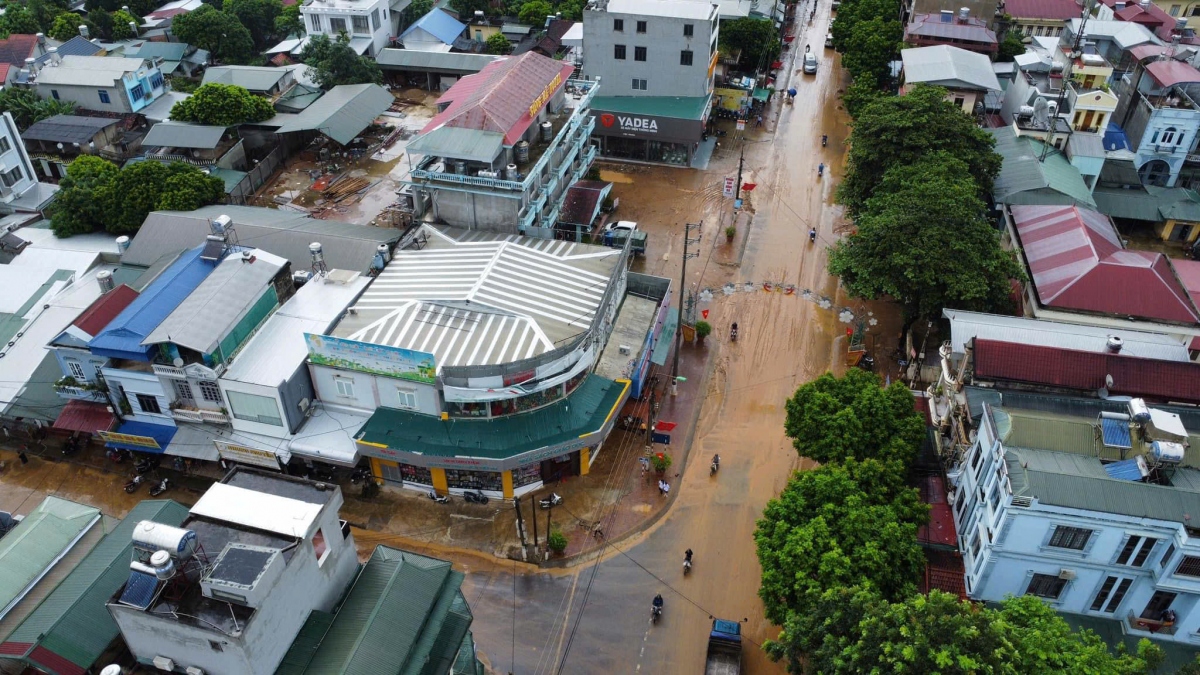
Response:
[323,176,371,201]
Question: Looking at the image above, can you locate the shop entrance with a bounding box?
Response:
[541,451,581,483]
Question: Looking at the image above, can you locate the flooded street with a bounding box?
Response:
[462,2,878,672]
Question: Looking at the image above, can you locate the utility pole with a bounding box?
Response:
[672,222,702,397]
[644,384,656,448]
[514,497,528,561]
[530,494,539,551]
[734,147,745,202]
[546,500,554,562]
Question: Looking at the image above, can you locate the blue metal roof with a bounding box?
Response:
[88,246,216,360]
[1103,122,1129,152]
[104,421,177,453]
[53,36,103,58]
[400,10,466,45]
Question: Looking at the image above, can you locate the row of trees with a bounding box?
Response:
[450,0,583,22]
[1,0,142,43]
[51,156,224,237]
[719,17,781,72]
[756,370,1169,673]
[828,0,903,116]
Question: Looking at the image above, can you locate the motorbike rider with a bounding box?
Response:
[822,134,828,146]
[685,549,694,562]
[809,228,817,242]
[653,594,664,610]
[818,163,825,176]
[712,454,720,468]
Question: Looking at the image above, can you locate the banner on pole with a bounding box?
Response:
[722,176,736,198]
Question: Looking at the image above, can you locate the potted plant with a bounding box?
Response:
[695,320,712,343]
[725,225,736,242]
[547,529,568,554]
[651,452,672,474]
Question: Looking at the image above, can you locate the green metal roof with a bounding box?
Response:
[0,500,188,674]
[406,126,506,163]
[275,610,336,675]
[989,127,1096,207]
[299,546,475,675]
[1147,185,1200,222]
[452,630,483,675]
[1092,186,1163,221]
[0,497,101,618]
[591,95,712,120]
[357,375,626,459]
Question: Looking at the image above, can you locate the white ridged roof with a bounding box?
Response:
[944,309,1192,361]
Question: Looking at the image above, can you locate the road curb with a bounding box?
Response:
[540,342,720,569]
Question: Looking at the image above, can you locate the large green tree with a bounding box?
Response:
[110,9,138,39]
[840,15,901,87]
[299,33,383,88]
[485,32,512,54]
[0,5,42,34]
[169,83,275,125]
[719,17,781,71]
[224,0,282,51]
[273,3,303,39]
[841,74,884,118]
[407,0,433,18]
[837,84,1001,216]
[48,12,85,40]
[448,0,493,18]
[830,0,898,53]
[518,0,552,26]
[997,31,1026,62]
[171,4,255,64]
[0,87,76,130]
[783,369,925,466]
[100,161,224,233]
[829,153,1023,334]
[50,156,119,238]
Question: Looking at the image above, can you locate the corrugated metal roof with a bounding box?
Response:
[1010,204,1200,322]
[404,126,505,162]
[1066,131,1105,158]
[989,127,1097,206]
[0,497,100,622]
[419,52,575,146]
[357,374,626,459]
[1176,259,1200,315]
[88,246,217,360]
[275,610,335,675]
[142,248,286,354]
[1146,59,1200,87]
[906,13,997,44]
[0,501,187,673]
[35,56,147,86]
[272,84,393,145]
[375,48,498,72]
[399,9,466,45]
[1005,0,1083,19]
[334,224,621,368]
[301,546,462,674]
[22,115,120,145]
[202,65,290,92]
[944,309,1192,361]
[122,205,401,273]
[1092,186,1162,220]
[558,180,611,226]
[901,45,1001,91]
[142,121,226,149]
[126,41,189,61]
[1148,185,1200,221]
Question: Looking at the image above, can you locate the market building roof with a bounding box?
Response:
[419,52,575,146]
[1004,0,1083,19]
[142,121,226,149]
[1145,59,1200,88]
[989,128,1096,206]
[124,205,401,273]
[269,83,394,145]
[21,115,122,146]
[1174,259,1200,317]
[973,338,1200,403]
[282,545,477,675]
[0,497,101,625]
[399,9,467,45]
[142,248,286,355]
[905,12,997,45]
[1067,18,1162,50]
[357,374,627,463]
[375,49,499,74]
[332,224,622,370]
[1009,204,1200,323]
[943,308,1193,361]
[901,44,1001,91]
[1093,185,1200,222]
[0,500,188,675]
[88,246,218,360]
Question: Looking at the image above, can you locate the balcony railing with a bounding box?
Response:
[153,364,186,379]
[170,405,229,425]
[1127,612,1179,636]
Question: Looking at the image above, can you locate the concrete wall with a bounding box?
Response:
[582,5,718,97]
[303,0,394,55]
[37,83,132,114]
[309,363,440,414]
[53,347,109,386]
[431,187,523,232]
[104,367,174,425]
[0,112,37,200]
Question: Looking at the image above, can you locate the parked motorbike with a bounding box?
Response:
[61,433,80,457]
[651,604,663,624]
[149,478,171,497]
[134,457,159,475]
[463,490,489,505]
[539,493,563,509]
[350,468,371,485]
[683,558,693,575]
[124,475,145,494]
[106,449,126,463]
[428,491,450,504]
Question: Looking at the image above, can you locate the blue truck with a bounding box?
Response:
[705,619,742,675]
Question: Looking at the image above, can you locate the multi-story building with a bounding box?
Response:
[900,44,1002,114]
[403,51,596,238]
[904,9,999,56]
[0,111,56,213]
[582,0,718,165]
[30,55,166,115]
[299,0,393,57]
[1005,0,1084,38]
[300,224,670,498]
[1112,56,1200,187]
[1063,18,1163,78]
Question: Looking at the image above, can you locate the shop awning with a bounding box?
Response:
[651,307,678,366]
[101,421,177,453]
[752,87,771,102]
[161,423,220,462]
[53,400,116,435]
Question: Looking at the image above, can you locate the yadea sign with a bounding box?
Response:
[601,113,658,134]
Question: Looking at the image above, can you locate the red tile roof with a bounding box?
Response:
[420,52,577,146]
[71,284,139,338]
[1010,204,1200,324]
[918,475,958,549]
[52,399,116,435]
[558,180,609,226]
[1174,258,1200,313]
[922,550,966,599]
[0,34,38,68]
[0,63,11,82]
[1005,0,1083,20]
[972,338,1200,403]
[1145,59,1200,88]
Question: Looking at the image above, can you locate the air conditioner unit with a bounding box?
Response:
[152,656,175,671]
[186,667,206,675]
[1058,568,1077,581]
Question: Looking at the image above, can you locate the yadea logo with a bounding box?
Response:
[617,116,658,132]
[600,113,616,127]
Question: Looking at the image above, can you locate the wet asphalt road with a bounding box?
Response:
[463,2,852,672]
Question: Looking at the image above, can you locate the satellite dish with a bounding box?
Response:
[173,357,184,367]
[1033,97,1050,127]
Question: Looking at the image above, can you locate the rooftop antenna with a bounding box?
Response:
[1042,0,1094,161]
[310,242,328,278]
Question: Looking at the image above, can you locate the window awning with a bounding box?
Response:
[53,399,116,435]
[102,421,177,454]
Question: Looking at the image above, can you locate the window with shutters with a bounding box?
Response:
[136,394,161,414]
[634,46,646,61]
[1176,555,1200,577]
[1115,535,1157,567]
[1048,525,1093,551]
[1161,543,1176,569]
[1090,576,1118,611]
[67,361,87,381]
[352,15,369,34]
[199,380,222,404]
[1026,573,1067,599]
[680,50,693,66]
[683,23,693,36]
[613,18,623,31]
[1105,578,1132,613]
[614,44,626,59]
[636,20,646,32]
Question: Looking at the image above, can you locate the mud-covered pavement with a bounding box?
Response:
[461,2,894,672]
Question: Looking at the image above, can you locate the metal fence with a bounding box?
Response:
[227,145,284,205]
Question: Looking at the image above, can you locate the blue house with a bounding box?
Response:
[398,10,467,51]
[1112,58,1200,188]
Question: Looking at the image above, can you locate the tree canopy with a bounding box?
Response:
[997,31,1026,62]
[783,369,926,466]
[407,0,433,17]
[829,153,1023,327]
[840,15,901,87]
[485,32,512,54]
[518,0,552,26]
[50,156,120,238]
[719,17,781,71]
[48,12,84,40]
[169,83,275,125]
[171,4,255,64]
[224,0,282,51]
[837,84,1001,216]
[0,87,76,131]
[273,3,303,39]
[299,34,383,88]
[0,5,42,34]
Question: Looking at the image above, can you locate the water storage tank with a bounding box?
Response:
[453,160,467,175]
[115,235,130,253]
[506,163,518,180]
[515,141,530,163]
[376,244,390,263]
[1152,440,1186,464]
[541,121,553,142]
[100,665,122,675]
[1128,398,1152,424]
[151,550,177,579]
[96,270,115,294]
[133,521,197,559]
